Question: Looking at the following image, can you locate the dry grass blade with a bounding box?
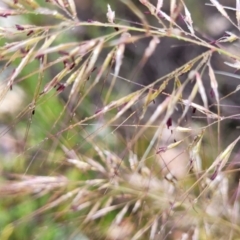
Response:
[55,88,144,137]
[105,32,129,103]
[156,140,183,154]
[40,67,68,94]
[166,139,183,150]
[170,0,180,21]
[22,48,46,152]
[13,188,81,225]
[166,80,189,118]
[38,33,59,52]
[224,60,240,70]
[132,218,155,240]
[113,203,130,225]
[182,100,220,119]
[156,0,163,13]
[73,201,92,211]
[209,0,237,27]
[121,0,149,32]
[90,205,121,220]
[84,201,101,223]
[0,175,68,195]
[209,135,240,174]
[141,78,167,119]
[69,61,87,97]
[1,36,44,55]
[35,42,79,56]
[67,158,92,171]
[132,200,141,213]
[208,61,221,151]
[210,0,229,18]
[96,49,116,84]
[217,31,239,43]
[189,131,204,174]
[196,72,208,110]
[150,218,158,240]
[42,0,73,19]
[131,36,160,86]
[7,44,36,89]
[4,0,39,9]
[143,36,160,61]
[128,152,138,171]
[181,0,195,34]
[102,197,113,208]
[86,157,107,174]
[139,0,167,27]
[175,126,192,132]
[85,39,104,75]
[178,80,198,124]
[70,188,90,207]
[237,0,240,28]
[101,91,144,136]
[136,95,170,143]
[132,80,188,171]
[107,4,115,24]
[67,0,77,19]
[208,63,219,107]
[137,81,188,169]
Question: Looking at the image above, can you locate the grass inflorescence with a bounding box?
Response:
[1,0,240,239]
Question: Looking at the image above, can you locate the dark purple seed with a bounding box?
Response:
[91,67,97,73]
[166,117,172,129]
[156,146,167,154]
[58,50,69,56]
[27,30,34,36]
[15,24,24,30]
[223,32,230,37]
[95,109,102,114]
[118,103,127,111]
[56,83,65,92]
[63,60,69,67]
[178,13,185,22]
[210,89,215,98]
[20,48,29,55]
[0,13,11,18]
[69,63,75,70]
[36,54,44,61]
[210,40,217,45]
[210,170,218,181]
